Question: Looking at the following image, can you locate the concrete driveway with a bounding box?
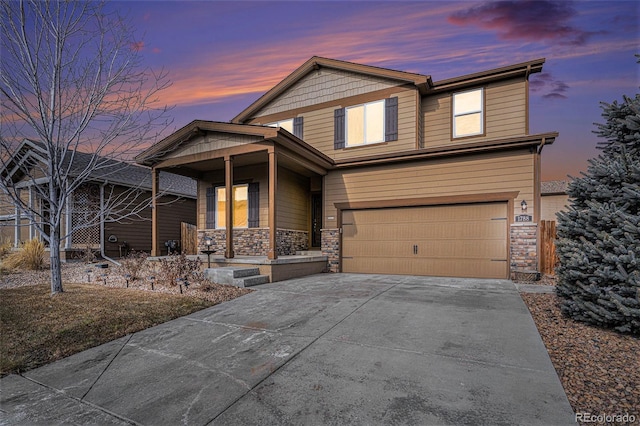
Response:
[1,274,575,425]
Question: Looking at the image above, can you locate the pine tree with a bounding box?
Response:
[555,91,640,334]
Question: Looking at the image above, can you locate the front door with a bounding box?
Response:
[311,193,322,248]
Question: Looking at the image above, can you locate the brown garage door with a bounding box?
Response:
[342,202,508,279]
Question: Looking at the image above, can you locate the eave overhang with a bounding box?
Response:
[136,120,333,174]
[333,132,558,169]
[231,56,431,124]
[429,58,545,93]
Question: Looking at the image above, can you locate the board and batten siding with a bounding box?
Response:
[252,68,406,119]
[423,78,527,148]
[324,149,536,228]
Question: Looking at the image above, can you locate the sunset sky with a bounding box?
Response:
[109,0,639,181]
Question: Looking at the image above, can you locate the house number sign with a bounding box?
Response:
[515,214,533,222]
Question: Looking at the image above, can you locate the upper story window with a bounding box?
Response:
[334,97,398,149]
[452,88,484,138]
[266,117,303,139]
[346,100,385,147]
[267,119,294,133]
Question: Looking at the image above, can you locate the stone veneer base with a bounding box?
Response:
[510,223,538,278]
[197,228,308,256]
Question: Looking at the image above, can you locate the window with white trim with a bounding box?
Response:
[266,119,294,133]
[215,184,248,229]
[346,100,385,147]
[453,88,484,138]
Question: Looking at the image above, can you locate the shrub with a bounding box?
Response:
[118,251,149,281]
[2,238,45,270]
[556,93,640,334]
[0,237,12,258]
[156,253,203,287]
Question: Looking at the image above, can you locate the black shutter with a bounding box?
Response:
[248,182,259,228]
[334,108,345,149]
[293,116,303,139]
[385,97,398,141]
[206,187,215,228]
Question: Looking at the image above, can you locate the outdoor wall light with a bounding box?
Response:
[521,200,528,212]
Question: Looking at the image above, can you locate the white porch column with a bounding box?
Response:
[14,188,21,248]
[28,186,35,240]
[224,156,234,259]
[64,190,72,249]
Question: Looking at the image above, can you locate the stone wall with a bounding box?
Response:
[510,223,538,276]
[197,228,307,256]
[321,228,340,272]
[276,229,308,255]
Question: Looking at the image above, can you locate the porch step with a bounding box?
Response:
[204,266,269,288]
[295,250,321,256]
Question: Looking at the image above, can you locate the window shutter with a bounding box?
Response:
[334,108,345,149]
[248,182,259,228]
[385,97,398,141]
[293,116,303,139]
[206,187,215,229]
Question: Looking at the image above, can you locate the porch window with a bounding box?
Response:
[215,185,248,229]
[206,183,259,229]
[453,88,484,138]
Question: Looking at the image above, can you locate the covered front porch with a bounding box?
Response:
[136,121,332,281]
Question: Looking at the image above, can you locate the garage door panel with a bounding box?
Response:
[342,203,508,279]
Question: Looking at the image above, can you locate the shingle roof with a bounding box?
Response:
[3,140,196,198]
[541,180,569,195]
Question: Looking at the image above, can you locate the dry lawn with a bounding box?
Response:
[0,283,219,376]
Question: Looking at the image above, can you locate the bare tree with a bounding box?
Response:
[1,0,172,294]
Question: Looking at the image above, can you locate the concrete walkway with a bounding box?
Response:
[1,274,575,425]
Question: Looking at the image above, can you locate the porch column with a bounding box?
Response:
[28,186,35,240]
[224,156,234,259]
[14,188,21,248]
[151,167,160,256]
[64,189,72,249]
[268,150,278,260]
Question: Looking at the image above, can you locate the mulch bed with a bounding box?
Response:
[521,279,639,425]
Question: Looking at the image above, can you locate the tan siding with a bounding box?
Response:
[253,68,405,118]
[324,149,535,228]
[293,89,417,160]
[276,167,309,231]
[198,165,269,230]
[541,194,569,221]
[168,133,262,160]
[423,78,527,148]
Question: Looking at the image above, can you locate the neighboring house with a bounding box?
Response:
[541,180,570,221]
[136,56,558,280]
[1,139,196,260]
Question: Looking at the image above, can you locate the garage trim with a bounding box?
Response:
[335,191,519,275]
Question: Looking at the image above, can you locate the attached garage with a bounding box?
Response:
[341,202,509,279]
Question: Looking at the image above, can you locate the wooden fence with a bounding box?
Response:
[181,222,197,255]
[540,220,558,275]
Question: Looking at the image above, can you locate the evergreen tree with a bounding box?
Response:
[555,90,640,334]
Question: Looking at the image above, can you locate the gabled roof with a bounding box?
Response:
[2,139,196,197]
[232,56,432,124]
[541,180,569,195]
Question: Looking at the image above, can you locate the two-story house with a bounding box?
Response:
[136,56,557,281]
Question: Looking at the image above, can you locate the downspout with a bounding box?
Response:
[537,137,547,155]
[100,182,120,266]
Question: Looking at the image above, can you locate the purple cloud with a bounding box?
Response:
[449,1,596,46]
[530,73,569,100]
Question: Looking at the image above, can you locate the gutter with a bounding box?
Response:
[100,182,120,266]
